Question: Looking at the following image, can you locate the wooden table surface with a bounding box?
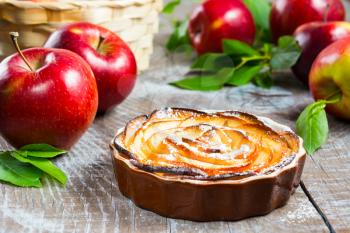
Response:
[1,2,350,233]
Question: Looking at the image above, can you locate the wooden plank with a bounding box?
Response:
[227,186,328,233]
[270,73,350,233]
[0,66,330,233]
[301,126,350,233]
[168,219,229,233]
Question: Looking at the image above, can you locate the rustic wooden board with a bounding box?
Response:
[0,44,331,233]
[0,1,349,232]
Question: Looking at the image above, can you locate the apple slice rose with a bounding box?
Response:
[116,108,300,179]
[44,22,137,113]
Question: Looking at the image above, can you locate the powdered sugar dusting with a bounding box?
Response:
[207,144,251,160]
[154,107,174,119]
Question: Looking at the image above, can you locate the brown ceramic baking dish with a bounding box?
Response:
[110,109,306,221]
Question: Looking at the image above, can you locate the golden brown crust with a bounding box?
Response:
[110,146,306,221]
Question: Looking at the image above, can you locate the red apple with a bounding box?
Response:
[44,22,137,113]
[188,0,256,55]
[293,21,350,86]
[270,0,345,42]
[0,36,98,149]
[309,37,350,120]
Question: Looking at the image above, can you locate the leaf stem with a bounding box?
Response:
[309,90,342,119]
[9,32,34,72]
[235,55,270,70]
[324,90,342,104]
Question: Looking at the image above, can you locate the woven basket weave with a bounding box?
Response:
[0,0,163,71]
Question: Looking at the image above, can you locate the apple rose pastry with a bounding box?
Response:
[111,108,306,221]
[114,108,300,179]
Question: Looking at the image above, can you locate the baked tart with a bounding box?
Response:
[111,108,306,221]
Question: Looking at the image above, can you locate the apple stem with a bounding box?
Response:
[96,36,105,52]
[323,3,330,22]
[9,32,34,72]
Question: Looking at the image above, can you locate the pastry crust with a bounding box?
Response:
[110,108,306,221]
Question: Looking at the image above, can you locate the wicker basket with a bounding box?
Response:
[0,0,163,71]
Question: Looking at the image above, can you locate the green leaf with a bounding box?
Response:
[253,72,273,88]
[243,0,272,44]
[171,67,235,91]
[191,53,233,71]
[270,36,301,70]
[162,0,181,14]
[19,144,66,158]
[255,28,272,45]
[0,152,42,187]
[296,101,329,155]
[227,65,263,86]
[10,152,67,185]
[243,0,271,30]
[223,39,259,56]
[166,19,192,52]
[261,43,272,55]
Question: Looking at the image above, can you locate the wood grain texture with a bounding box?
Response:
[0,1,349,232]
